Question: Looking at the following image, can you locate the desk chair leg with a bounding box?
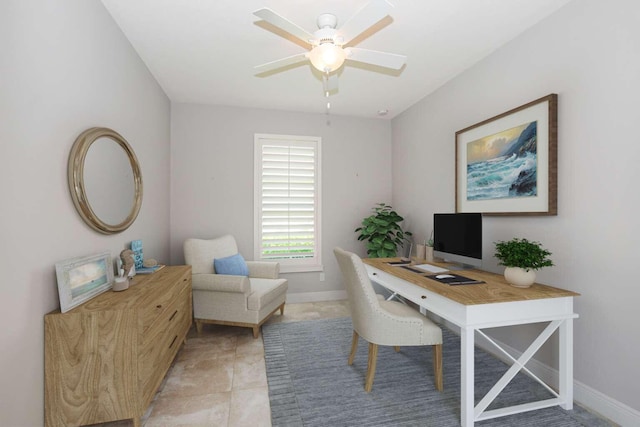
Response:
[433,344,443,391]
[365,342,378,392]
[348,330,359,365]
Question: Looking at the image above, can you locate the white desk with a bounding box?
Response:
[363,258,579,427]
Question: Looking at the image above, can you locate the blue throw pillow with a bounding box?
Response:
[214,253,249,276]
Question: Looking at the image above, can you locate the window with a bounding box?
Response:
[254,134,322,273]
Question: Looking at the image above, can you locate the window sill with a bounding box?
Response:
[280,264,324,274]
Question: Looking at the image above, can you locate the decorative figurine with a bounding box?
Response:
[120,249,135,278]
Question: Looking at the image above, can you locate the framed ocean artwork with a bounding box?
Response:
[55,252,114,312]
[455,94,557,216]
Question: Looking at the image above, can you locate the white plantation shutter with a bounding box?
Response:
[254,134,322,272]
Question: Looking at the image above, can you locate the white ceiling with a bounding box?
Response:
[101,0,571,119]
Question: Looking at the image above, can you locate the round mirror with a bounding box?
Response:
[68,127,143,234]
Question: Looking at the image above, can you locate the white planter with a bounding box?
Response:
[504,267,536,288]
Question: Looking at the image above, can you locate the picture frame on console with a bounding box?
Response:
[455,94,557,216]
[55,251,114,312]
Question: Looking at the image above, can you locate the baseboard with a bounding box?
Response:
[573,379,640,427]
[286,290,347,304]
[431,316,639,427]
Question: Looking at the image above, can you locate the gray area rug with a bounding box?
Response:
[263,317,610,427]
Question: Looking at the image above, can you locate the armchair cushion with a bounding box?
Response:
[247,278,288,311]
[214,253,249,276]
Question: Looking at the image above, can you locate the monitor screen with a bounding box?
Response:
[433,213,482,269]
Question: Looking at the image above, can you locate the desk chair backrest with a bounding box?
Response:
[334,247,387,342]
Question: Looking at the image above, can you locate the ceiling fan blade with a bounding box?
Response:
[345,47,406,70]
[339,0,393,45]
[253,8,315,45]
[323,73,339,95]
[254,53,309,74]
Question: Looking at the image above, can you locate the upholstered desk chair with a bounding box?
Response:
[184,235,288,338]
[334,247,443,392]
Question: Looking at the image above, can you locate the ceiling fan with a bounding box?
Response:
[253,0,406,95]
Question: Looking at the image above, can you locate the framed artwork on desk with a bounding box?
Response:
[455,94,557,216]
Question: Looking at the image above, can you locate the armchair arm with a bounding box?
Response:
[246,261,280,279]
[191,273,250,293]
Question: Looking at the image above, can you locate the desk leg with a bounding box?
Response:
[559,318,574,410]
[461,327,475,427]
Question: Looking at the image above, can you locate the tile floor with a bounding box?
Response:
[99,299,351,427]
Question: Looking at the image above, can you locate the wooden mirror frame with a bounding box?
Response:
[68,127,143,234]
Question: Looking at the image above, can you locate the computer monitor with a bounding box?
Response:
[433,213,482,270]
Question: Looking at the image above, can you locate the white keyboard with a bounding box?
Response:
[413,263,449,274]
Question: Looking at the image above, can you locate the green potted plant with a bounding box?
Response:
[494,238,554,288]
[355,203,412,258]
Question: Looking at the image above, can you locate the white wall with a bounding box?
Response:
[392,0,640,418]
[170,103,391,295]
[0,1,171,425]
[4,0,637,424]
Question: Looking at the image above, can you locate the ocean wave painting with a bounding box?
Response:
[69,259,108,298]
[466,121,538,201]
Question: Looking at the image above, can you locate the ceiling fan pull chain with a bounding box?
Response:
[323,72,330,97]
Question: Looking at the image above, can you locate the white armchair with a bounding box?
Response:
[184,235,288,338]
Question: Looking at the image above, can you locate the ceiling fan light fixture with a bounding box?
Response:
[309,43,346,73]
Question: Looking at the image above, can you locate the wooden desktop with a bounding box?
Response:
[364,258,578,306]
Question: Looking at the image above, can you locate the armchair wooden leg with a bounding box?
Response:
[348,330,359,365]
[195,320,203,334]
[433,343,443,391]
[252,326,260,339]
[365,342,378,392]
[394,346,400,352]
[279,303,285,315]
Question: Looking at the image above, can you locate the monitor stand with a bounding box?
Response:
[445,262,477,271]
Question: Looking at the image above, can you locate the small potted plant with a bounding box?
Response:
[494,238,554,288]
[355,203,412,258]
[421,230,434,261]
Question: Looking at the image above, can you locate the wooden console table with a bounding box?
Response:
[363,258,579,427]
[44,265,192,427]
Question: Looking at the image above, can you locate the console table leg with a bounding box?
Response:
[559,318,574,410]
[461,327,475,427]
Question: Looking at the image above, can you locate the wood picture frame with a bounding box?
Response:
[55,251,114,312]
[455,94,557,216]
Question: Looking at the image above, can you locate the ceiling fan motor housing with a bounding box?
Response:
[314,14,340,46]
[314,28,339,45]
[317,13,338,29]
